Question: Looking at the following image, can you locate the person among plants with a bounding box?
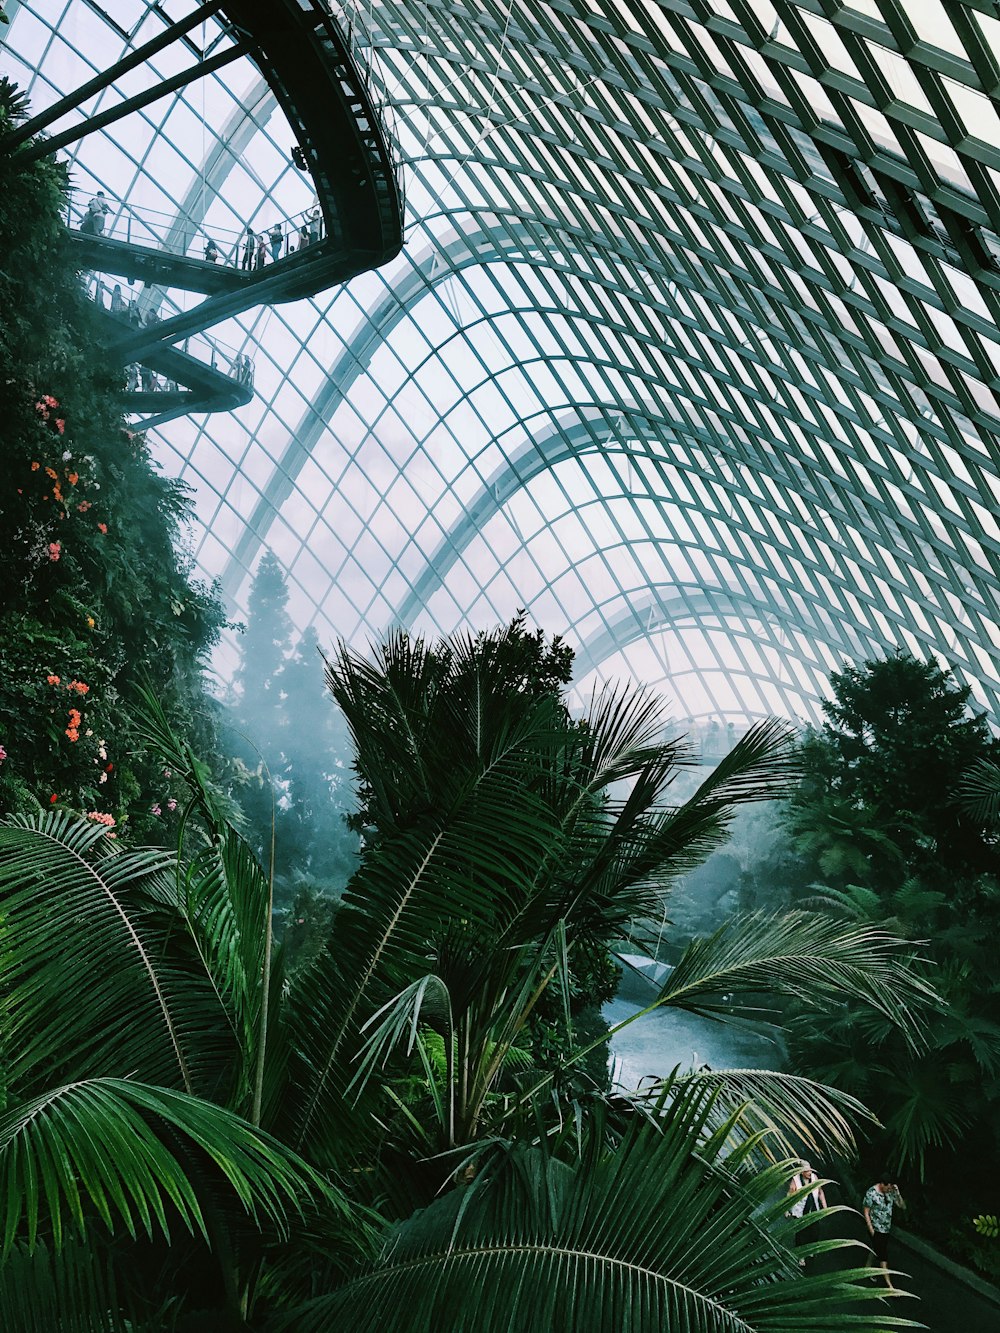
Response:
[786,1161,827,1265]
[863,1176,905,1285]
[787,1161,826,1217]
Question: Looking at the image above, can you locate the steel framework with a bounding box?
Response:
[4,1,1000,723]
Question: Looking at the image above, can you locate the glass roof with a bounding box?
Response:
[5,0,1000,724]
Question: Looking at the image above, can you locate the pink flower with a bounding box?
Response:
[166,798,177,812]
[150,804,161,816]
[48,542,61,561]
[0,745,6,763]
[86,811,116,827]
[97,523,107,535]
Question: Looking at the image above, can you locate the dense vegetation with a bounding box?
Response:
[783,653,1000,1280]
[0,79,225,835]
[1,76,981,1327]
[0,628,934,1330]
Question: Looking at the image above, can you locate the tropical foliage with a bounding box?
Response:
[0,624,934,1328]
[784,652,1000,1278]
[0,79,226,835]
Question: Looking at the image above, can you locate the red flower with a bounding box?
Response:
[97,523,107,534]
[49,793,58,804]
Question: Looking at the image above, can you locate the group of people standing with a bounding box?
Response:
[77,189,321,272]
[235,210,321,270]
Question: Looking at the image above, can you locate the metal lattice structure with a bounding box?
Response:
[4,0,1000,724]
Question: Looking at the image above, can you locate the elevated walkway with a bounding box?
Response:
[86,279,254,426]
[24,0,406,420]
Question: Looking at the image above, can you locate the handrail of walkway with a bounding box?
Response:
[85,275,254,384]
[83,277,255,420]
[67,186,327,269]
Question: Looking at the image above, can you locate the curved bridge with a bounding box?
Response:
[8,0,405,420]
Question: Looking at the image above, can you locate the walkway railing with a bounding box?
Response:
[85,275,255,395]
[67,186,328,269]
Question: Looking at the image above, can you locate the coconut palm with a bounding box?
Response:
[0,626,933,1328]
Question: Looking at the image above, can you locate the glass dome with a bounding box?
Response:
[5,0,1000,724]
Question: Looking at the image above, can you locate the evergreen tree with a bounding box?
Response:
[785,652,1000,1268]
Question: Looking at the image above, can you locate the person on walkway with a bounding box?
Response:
[241,227,255,271]
[268,222,283,262]
[110,284,125,315]
[863,1176,905,1287]
[255,233,267,269]
[81,190,111,236]
[786,1162,827,1265]
[204,237,220,263]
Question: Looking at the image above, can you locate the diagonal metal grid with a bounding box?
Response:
[4,0,1000,724]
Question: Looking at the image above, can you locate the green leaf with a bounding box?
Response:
[0,1239,134,1332]
[0,810,226,1097]
[273,1085,918,1332]
[0,1078,328,1256]
[656,911,938,1043]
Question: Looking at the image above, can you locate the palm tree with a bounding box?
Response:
[0,626,932,1328]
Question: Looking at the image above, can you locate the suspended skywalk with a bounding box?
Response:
[4,0,404,419]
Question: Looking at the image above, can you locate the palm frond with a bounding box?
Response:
[637,1067,876,1163]
[272,1088,917,1332]
[349,974,453,1102]
[0,811,223,1096]
[134,692,275,1119]
[287,747,565,1158]
[955,756,1000,826]
[0,1079,330,1256]
[0,1239,135,1332]
[657,910,938,1044]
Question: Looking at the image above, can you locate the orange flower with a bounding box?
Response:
[71,681,89,695]
[97,523,108,534]
[46,674,61,686]
[67,472,79,485]
[65,728,79,742]
[77,501,91,512]
[45,467,57,480]
[31,461,40,471]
